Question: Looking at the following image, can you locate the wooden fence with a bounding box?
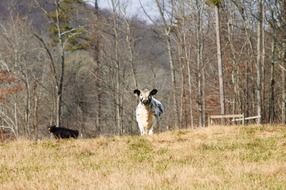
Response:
[208,114,261,126]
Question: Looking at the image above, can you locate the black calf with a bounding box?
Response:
[48,125,79,139]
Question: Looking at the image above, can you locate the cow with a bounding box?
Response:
[48,125,79,139]
[134,88,164,135]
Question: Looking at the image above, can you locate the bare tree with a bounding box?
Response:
[256,0,264,124]
[94,0,102,132]
[0,11,48,138]
[196,0,205,127]
[269,31,276,123]
[155,0,179,128]
[208,0,225,115]
[34,0,85,128]
[111,0,122,134]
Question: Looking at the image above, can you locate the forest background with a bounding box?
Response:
[0,0,285,139]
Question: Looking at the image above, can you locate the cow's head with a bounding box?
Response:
[47,125,56,133]
[134,88,158,105]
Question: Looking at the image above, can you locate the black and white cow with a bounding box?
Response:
[133,88,164,135]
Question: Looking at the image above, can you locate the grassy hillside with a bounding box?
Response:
[1,125,286,189]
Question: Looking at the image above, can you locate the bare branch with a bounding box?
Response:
[33,33,58,86]
[138,0,156,24]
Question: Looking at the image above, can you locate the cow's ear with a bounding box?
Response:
[150,89,158,96]
[134,89,140,96]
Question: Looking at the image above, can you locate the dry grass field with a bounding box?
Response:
[1,125,286,190]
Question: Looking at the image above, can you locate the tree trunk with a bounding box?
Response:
[14,102,18,137]
[111,0,121,135]
[269,35,276,123]
[282,44,286,124]
[94,0,98,13]
[32,82,39,140]
[281,0,286,124]
[256,0,263,124]
[184,32,194,128]
[186,47,194,129]
[94,0,102,132]
[238,2,255,120]
[55,0,65,128]
[33,33,58,126]
[196,0,205,127]
[126,21,138,88]
[215,5,225,115]
[56,47,64,127]
[179,44,184,128]
[166,34,179,128]
[24,76,31,135]
[115,37,121,135]
[261,0,265,123]
[227,15,240,115]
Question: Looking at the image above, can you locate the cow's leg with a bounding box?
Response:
[148,127,153,135]
[148,118,157,135]
[138,123,144,135]
[142,127,147,135]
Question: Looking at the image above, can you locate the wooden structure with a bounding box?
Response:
[232,115,261,123]
[208,114,261,126]
[208,114,244,126]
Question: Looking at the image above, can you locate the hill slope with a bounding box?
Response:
[1,126,286,189]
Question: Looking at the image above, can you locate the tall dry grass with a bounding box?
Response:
[1,125,286,189]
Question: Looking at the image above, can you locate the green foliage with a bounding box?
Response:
[128,138,154,162]
[154,158,169,173]
[208,0,222,6]
[47,0,90,51]
[199,142,240,152]
[157,147,169,155]
[42,141,60,149]
[240,137,277,162]
[65,28,91,51]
